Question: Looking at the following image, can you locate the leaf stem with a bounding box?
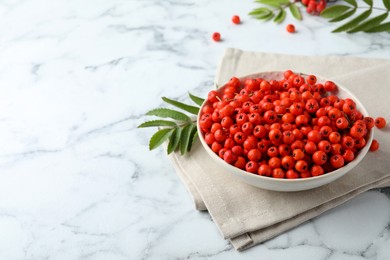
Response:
[356,6,388,11]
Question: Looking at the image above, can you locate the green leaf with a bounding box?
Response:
[255,0,280,7]
[186,127,198,152]
[274,9,286,23]
[180,124,196,155]
[289,4,302,21]
[343,0,357,7]
[138,120,177,128]
[146,108,191,121]
[363,0,373,7]
[347,12,388,33]
[383,0,390,10]
[188,93,205,106]
[365,21,390,32]
[249,7,272,16]
[263,12,275,21]
[254,10,273,20]
[320,5,351,18]
[332,9,372,32]
[162,97,199,115]
[329,8,356,22]
[167,127,182,154]
[275,0,290,4]
[149,128,174,150]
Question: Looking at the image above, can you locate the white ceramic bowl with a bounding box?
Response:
[197,71,373,192]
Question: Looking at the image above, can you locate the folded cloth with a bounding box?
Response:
[169,48,390,251]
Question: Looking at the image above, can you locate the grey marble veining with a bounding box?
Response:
[0,0,389,259]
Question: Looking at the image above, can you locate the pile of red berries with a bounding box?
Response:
[199,70,386,179]
[301,0,327,15]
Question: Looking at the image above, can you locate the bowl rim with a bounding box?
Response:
[197,71,374,184]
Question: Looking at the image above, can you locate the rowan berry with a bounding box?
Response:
[364,117,375,129]
[370,139,380,151]
[258,164,272,176]
[375,117,386,129]
[223,150,237,164]
[272,168,285,178]
[212,32,221,42]
[342,149,355,162]
[246,161,259,173]
[336,117,349,129]
[234,156,246,169]
[295,160,308,173]
[286,169,299,179]
[317,140,331,153]
[306,74,317,85]
[330,155,344,168]
[269,157,281,169]
[311,165,324,176]
[286,24,295,33]
[281,156,295,170]
[248,149,261,162]
[232,15,241,24]
[312,151,327,165]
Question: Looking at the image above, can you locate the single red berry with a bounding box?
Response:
[311,165,324,177]
[245,161,259,173]
[375,117,387,129]
[295,160,308,173]
[223,150,237,164]
[324,81,337,92]
[286,24,296,33]
[234,156,246,169]
[330,154,344,169]
[364,117,375,129]
[269,157,281,169]
[306,75,317,85]
[272,168,285,178]
[312,150,327,166]
[232,15,241,24]
[212,32,221,42]
[342,149,355,162]
[370,139,380,151]
[286,169,299,179]
[248,149,262,162]
[258,164,272,177]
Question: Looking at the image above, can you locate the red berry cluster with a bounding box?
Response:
[301,0,327,15]
[199,70,384,179]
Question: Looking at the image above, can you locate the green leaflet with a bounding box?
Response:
[332,9,372,32]
[363,0,373,7]
[188,93,205,106]
[162,97,199,115]
[180,124,196,155]
[320,5,351,19]
[329,8,357,22]
[255,0,280,7]
[274,9,286,24]
[249,7,272,16]
[167,127,182,154]
[186,128,198,152]
[347,12,389,33]
[138,120,177,128]
[146,108,191,121]
[149,128,174,150]
[343,0,357,7]
[289,4,302,21]
[383,0,390,10]
[365,21,390,32]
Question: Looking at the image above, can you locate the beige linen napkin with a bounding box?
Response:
[169,49,390,251]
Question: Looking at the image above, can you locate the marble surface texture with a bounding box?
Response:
[0,0,389,259]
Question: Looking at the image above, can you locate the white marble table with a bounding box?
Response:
[0,0,389,259]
